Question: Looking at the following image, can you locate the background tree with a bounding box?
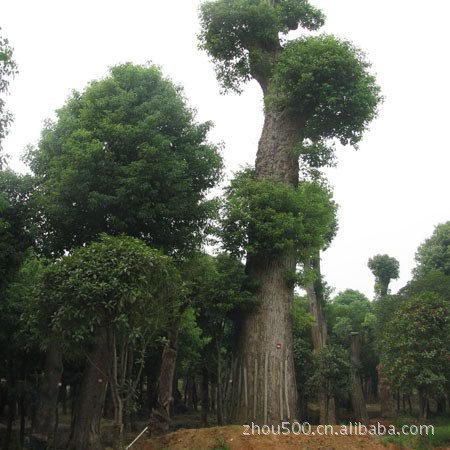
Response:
[0,170,35,289]
[326,289,378,400]
[368,254,400,298]
[190,253,255,425]
[380,292,450,420]
[414,221,450,278]
[0,29,18,166]
[200,0,381,424]
[27,63,223,256]
[0,257,46,450]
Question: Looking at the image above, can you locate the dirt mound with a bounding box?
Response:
[134,425,390,450]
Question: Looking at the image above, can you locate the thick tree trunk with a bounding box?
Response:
[232,254,298,425]
[350,332,368,425]
[231,108,303,425]
[148,324,179,435]
[305,255,336,424]
[66,331,110,450]
[31,342,63,450]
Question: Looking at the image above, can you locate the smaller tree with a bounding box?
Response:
[368,254,400,298]
[306,344,351,422]
[380,292,450,420]
[33,234,180,450]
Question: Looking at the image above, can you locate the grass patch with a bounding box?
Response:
[208,436,231,450]
[382,424,450,449]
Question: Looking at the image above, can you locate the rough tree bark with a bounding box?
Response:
[148,323,180,435]
[305,255,336,424]
[66,330,110,450]
[231,109,303,425]
[31,342,63,450]
[350,332,368,425]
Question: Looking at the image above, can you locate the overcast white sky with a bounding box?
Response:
[2,0,449,298]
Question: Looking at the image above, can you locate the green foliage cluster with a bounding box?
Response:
[199,0,381,163]
[27,63,223,256]
[28,234,180,351]
[199,0,324,92]
[269,35,381,147]
[220,168,337,258]
[326,289,378,385]
[179,252,255,374]
[306,344,351,401]
[0,170,35,288]
[414,221,450,278]
[0,28,18,164]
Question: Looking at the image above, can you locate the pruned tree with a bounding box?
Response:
[368,254,400,298]
[200,0,381,424]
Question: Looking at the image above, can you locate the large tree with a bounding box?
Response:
[25,63,223,448]
[27,63,223,256]
[200,0,381,424]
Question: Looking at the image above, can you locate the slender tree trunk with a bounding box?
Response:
[305,254,336,424]
[31,342,63,449]
[216,347,224,425]
[200,367,209,427]
[66,330,110,450]
[350,332,368,425]
[19,380,26,450]
[231,107,303,425]
[377,364,391,418]
[418,387,428,421]
[148,323,180,435]
[2,359,17,450]
[437,395,446,415]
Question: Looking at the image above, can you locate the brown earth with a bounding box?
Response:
[134,425,392,450]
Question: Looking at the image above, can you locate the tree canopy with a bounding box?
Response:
[220,168,337,259]
[199,0,381,161]
[414,221,450,278]
[33,234,180,350]
[27,63,223,256]
[380,292,450,400]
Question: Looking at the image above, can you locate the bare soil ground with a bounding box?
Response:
[135,425,391,450]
